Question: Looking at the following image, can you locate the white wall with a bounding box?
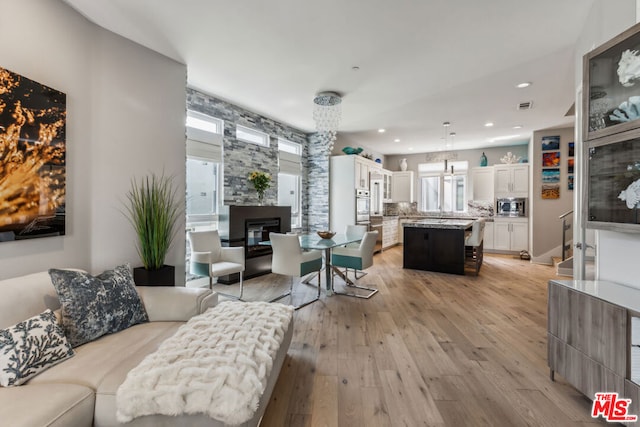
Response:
[530,127,574,262]
[0,0,187,282]
[88,28,187,278]
[574,0,639,286]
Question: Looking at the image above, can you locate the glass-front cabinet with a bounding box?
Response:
[588,138,640,230]
[584,20,640,234]
[383,170,392,202]
[585,21,640,141]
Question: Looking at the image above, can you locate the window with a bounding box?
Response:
[278,138,302,155]
[186,111,223,230]
[278,173,301,227]
[277,138,302,228]
[236,124,270,147]
[418,161,468,213]
[187,110,223,135]
[186,159,219,223]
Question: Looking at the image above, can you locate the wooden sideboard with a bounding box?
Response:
[548,280,640,424]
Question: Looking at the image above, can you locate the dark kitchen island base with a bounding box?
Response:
[402,219,473,275]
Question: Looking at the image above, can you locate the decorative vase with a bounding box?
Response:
[480,152,488,167]
[257,192,264,206]
[400,158,408,171]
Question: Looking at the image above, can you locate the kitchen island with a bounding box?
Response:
[403,219,473,275]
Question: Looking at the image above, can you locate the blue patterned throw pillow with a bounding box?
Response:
[0,309,75,387]
[49,265,149,347]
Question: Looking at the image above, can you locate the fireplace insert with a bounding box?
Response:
[246,218,280,259]
[217,205,291,283]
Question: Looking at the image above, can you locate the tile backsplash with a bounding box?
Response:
[384,200,494,217]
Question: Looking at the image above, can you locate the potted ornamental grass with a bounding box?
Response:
[124,172,181,285]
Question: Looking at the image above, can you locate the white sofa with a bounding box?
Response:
[0,271,293,427]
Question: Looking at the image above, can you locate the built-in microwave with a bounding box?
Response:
[496,197,527,217]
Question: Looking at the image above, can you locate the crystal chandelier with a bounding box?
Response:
[313,91,342,152]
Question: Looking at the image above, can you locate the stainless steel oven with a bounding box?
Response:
[496,197,527,217]
[356,189,370,223]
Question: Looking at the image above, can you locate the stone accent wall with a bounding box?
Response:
[186,88,329,231]
[307,133,330,231]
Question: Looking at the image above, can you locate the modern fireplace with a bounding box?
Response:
[217,205,291,283]
[246,218,280,259]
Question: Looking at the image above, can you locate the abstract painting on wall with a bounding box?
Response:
[0,67,66,242]
[542,184,560,199]
[542,168,560,183]
[542,151,561,167]
[541,136,560,151]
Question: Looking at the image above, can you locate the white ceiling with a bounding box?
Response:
[63,0,595,155]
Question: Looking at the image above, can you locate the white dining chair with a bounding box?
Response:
[269,232,323,310]
[344,224,369,278]
[187,230,246,299]
[331,230,379,299]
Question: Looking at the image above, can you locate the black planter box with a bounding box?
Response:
[133,265,175,286]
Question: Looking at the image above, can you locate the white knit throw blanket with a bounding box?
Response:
[116,301,294,425]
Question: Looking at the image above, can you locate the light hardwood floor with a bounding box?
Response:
[213,247,607,426]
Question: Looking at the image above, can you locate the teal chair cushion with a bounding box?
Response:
[191,261,210,277]
[300,257,322,276]
[332,254,362,270]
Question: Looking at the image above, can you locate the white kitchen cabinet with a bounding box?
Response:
[493,218,528,252]
[382,217,399,249]
[471,166,494,201]
[483,221,494,250]
[355,158,370,190]
[383,170,393,202]
[330,155,382,233]
[494,164,529,197]
[392,171,415,203]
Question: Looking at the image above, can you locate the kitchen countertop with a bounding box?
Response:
[403,219,474,230]
[398,215,494,222]
[550,279,640,313]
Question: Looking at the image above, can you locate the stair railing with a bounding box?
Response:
[559,210,573,261]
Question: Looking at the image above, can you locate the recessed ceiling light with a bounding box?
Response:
[394,138,401,143]
[352,66,360,71]
[378,128,386,133]
[408,147,413,151]
[513,125,523,129]
[484,122,494,127]
[516,82,531,88]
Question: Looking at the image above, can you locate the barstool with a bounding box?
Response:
[464,219,485,275]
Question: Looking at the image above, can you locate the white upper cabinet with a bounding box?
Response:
[494,164,529,198]
[383,170,393,202]
[392,171,415,203]
[470,166,494,201]
[354,159,369,190]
